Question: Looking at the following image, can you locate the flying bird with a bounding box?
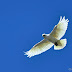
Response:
[24,16,69,58]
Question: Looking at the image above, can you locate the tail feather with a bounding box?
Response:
[54,39,67,50]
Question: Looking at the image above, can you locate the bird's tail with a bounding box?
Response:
[54,39,67,50]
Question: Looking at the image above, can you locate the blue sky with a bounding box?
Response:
[0,0,72,72]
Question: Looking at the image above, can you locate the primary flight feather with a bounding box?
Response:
[24,16,69,58]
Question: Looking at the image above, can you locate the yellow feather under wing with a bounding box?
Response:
[24,39,53,58]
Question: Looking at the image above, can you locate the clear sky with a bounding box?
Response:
[0,0,72,72]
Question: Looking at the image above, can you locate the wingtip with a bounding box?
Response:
[60,16,62,21]
[59,16,69,23]
[63,16,65,19]
[66,18,69,22]
[24,51,32,58]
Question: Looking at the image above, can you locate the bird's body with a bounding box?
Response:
[42,34,58,44]
[24,16,69,58]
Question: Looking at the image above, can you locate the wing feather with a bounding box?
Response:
[50,16,69,39]
[24,39,53,58]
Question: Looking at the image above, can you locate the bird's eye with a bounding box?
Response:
[43,35,45,36]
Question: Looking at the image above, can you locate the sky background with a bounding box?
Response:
[0,0,72,72]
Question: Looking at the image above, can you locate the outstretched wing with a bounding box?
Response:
[50,16,69,40]
[24,39,53,58]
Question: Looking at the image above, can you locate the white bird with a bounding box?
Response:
[24,16,69,58]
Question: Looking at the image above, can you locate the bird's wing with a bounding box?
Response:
[24,39,53,58]
[50,16,69,40]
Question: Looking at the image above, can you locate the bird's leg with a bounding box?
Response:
[54,42,58,46]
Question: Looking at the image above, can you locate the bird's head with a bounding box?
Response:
[42,33,50,38]
[42,33,46,37]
